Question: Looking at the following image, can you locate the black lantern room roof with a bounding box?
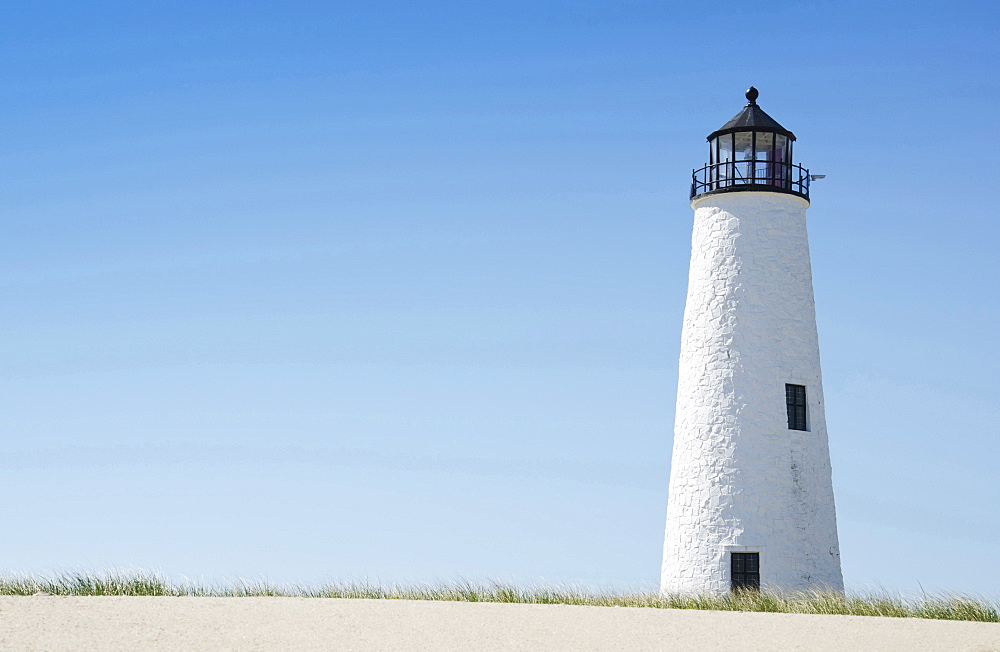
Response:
[706,87,796,141]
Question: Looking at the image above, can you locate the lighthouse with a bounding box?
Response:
[660,88,843,595]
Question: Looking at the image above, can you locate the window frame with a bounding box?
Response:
[731,552,760,592]
[786,383,808,431]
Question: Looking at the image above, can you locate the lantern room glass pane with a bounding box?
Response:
[734,132,753,160]
[774,134,789,185]
[712,134,734,188]
[755,132,774,159]
[774,134,788,161]
[733,132,753,183]
[716,134,733,162]
[755,132,774,182]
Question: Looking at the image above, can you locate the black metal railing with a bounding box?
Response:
[690,161,810,200]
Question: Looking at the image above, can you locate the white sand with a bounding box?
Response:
[0,596,997,651]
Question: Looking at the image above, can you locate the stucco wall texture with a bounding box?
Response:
[661,191,843,595]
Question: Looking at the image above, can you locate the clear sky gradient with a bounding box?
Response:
[2,1,998,594]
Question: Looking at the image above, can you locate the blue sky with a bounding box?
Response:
[2,0,998,594]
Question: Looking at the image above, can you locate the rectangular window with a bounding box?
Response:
[786,384,807,431]
[731,552,760,592]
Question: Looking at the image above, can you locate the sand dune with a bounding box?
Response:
[0,596,997,650]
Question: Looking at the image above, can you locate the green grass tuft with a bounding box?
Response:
[0,571,996,623]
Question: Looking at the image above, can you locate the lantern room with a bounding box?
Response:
[691,87,811,200]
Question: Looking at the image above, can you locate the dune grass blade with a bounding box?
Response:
[0,572,996,623]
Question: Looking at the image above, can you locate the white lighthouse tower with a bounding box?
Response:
[661,88,843,595]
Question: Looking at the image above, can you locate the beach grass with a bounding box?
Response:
[1,571,995,623]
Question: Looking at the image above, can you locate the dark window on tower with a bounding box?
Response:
[786,384,807,431]
[731,552,760,592]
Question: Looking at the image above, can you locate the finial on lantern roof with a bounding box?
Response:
[746,86,759,104]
